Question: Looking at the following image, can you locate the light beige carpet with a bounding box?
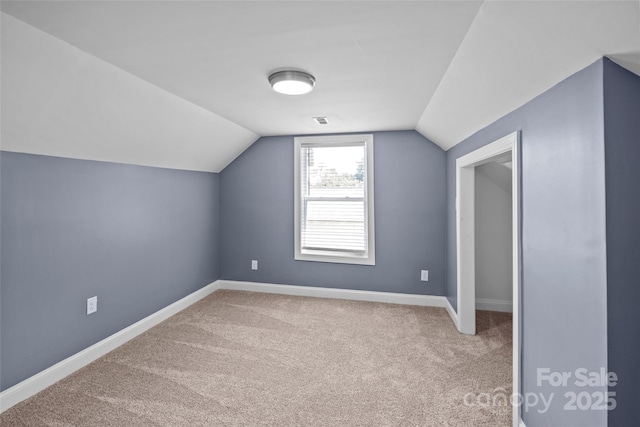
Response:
[1,290,512,426]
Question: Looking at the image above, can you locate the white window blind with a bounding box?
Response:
[294,134,375,265]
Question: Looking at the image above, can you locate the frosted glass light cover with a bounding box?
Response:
[269,70,315,95]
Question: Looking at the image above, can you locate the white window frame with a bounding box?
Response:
[294,134,375,265]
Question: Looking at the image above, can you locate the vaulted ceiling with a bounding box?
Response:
[2,1,639,172]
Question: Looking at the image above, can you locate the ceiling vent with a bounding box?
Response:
[313,116,329,125]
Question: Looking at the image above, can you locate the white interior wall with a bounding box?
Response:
[475,163,513,312]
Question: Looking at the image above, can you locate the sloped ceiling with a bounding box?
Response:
[1,1,639,172]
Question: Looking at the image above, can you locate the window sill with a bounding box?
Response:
[295,250,375,266]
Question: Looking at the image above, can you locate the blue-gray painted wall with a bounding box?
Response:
[603,58,640,427]
[446,60,609,426]
[0,152,220,391]
[219,130,447,295]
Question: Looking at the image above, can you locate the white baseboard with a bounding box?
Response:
[218,280,460,332]
[0,281,221,413]
[476,298,513,313]
[519,420,527,427]
[217,280,448,307]
[444,298,461,331]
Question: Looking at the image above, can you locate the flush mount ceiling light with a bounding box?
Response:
[269,70,315,95]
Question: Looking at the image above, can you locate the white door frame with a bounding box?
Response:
[455,131,521,427]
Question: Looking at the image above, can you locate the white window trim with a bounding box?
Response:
[294,134,375,266]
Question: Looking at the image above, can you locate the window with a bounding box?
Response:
[294,134,375,265]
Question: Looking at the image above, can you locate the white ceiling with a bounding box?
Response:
[1,1,639,172]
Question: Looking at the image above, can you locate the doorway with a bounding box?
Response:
[454,131,520,427]
[475,155,513,313]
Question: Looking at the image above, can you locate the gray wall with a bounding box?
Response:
[603,58,640,427]
[446,60,608,426]
[219,130,447,295]
[0,152,220,391]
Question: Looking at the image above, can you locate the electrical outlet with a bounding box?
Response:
[420,270,429,282]
[251,260,258,270]
[87,296,97,315]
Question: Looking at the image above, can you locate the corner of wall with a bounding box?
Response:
[602,56,640,427]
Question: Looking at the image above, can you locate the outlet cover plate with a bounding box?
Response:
[87,296,97,315]
[420,270,429,282]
